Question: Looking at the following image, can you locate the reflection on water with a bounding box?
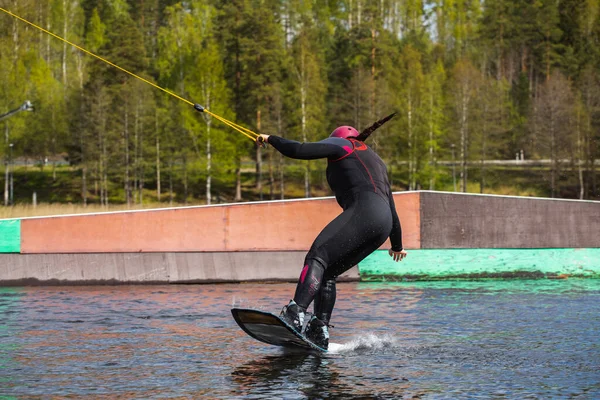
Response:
[1,281,599,398]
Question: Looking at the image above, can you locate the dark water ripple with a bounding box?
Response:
[1,280,599,399]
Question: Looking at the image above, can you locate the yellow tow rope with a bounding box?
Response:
[0,7,262,144]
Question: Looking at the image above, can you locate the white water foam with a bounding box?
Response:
[327,333,397,354]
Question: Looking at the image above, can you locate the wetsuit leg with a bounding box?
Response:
[314,278,336,325]
[292,191,393,319]
[293,257,326,310]
[314,219,390,324]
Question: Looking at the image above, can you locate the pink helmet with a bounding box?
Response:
[330,125,359,139]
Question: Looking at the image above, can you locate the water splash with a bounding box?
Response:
[231,297,270,312]
[328,333,397,354]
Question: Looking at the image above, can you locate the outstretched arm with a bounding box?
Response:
[262,134,348,160]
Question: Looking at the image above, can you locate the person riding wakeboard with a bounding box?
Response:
[257,113,407,350]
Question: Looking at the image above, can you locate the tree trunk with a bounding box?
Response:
[62,0,68,85]
[480,101,488,194]
[370,27,376,148]
[256,109,263,200]
[134,99,140,204]
[206,118,212,205]
[102,113,108,206]
[45,4,51,65]
[124,103,131,206]
[100,108,105,206]
[169,154,173,206]
[277,110,284,199]
[407,94,413,190]
[577,107,584,199]
[412,96,418,190]
[550,110,556,198]
[138,105,144,205]
[94,161,98,197]
[585,98,592,199]
[37,3,44,60]
[82,165,87,205]
[77,56,86,205]
[300,63,310,198]
[279,153,285,200]
[269,149,275,199]
[348,0,353,29]
[479,139,486,194]
[235,159,242,202]
[4,122,8,206]
[592,158,597,198]
[202,79,213,205]
[155,111,161,202]
[545,33,551,82]
[183,153,188,204]
[51,107,57,182]
[460,86,469,193]
[11,0,19,66]
[428,88,435,190]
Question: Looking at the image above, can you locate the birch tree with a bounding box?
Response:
[424,59,446,190]
[577,66,600,199]
[189,2,233,204]
[531,71,575,198]
[448,58,481,192]
[289,3,327,197]
[397,44,426,190]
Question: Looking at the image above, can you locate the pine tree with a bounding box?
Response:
[431,0,481,59]
[214,0,285,200]
[103,7,149,206]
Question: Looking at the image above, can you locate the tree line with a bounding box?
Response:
[1,0,599,206]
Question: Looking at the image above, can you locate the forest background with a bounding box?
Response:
[1,0,599,217]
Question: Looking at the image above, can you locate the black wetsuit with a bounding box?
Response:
[268,135,403,325]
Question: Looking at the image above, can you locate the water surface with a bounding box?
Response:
[1,280,599,398]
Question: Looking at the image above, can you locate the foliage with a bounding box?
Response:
[0,0,599,208]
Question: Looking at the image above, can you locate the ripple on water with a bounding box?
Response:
[0,281,599,398]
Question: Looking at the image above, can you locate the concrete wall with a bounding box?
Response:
[0,194,417,284]
[0,252,359,286]
[355,191,600,280]
[19,193,420,253]
[419,191,600,248]
[0,191,598,285]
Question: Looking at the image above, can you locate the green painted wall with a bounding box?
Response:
[359,248,600,281]
[0,220,20,253]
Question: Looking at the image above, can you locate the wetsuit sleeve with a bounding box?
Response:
[388,190,403,251]
[267,136,347,160]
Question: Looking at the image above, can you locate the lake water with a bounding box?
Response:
[1,280,599,399]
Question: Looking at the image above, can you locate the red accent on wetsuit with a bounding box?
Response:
[327,139,385,206]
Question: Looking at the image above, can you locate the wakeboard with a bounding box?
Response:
[231,308,327,353]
